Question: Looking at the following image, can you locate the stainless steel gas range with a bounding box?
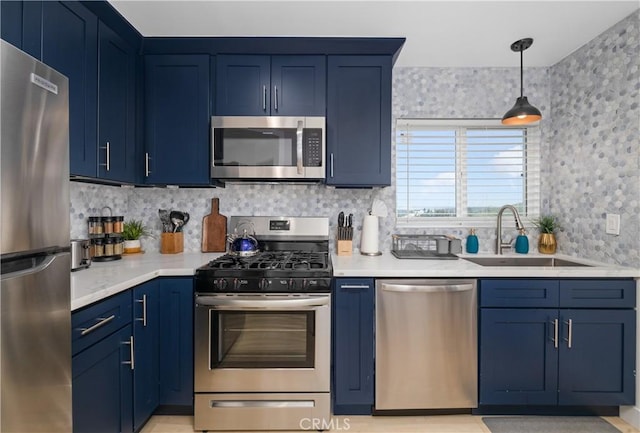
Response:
[194,216,332,431]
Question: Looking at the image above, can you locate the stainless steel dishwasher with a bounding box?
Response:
[375,279,477,411]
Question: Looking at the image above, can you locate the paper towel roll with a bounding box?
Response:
[360,215,381,255]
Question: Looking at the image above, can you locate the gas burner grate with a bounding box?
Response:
[206,251,328,272]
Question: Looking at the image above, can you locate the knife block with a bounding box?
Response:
[336,239,352,256]
[161,232,183,254]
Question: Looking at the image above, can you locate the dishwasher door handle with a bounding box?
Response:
[380,283,474,293]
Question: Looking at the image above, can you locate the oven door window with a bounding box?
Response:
[212,310,315,369]
[214,128,297,167]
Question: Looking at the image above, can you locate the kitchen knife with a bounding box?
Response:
[338,212,345,240]
[347,213,353,239]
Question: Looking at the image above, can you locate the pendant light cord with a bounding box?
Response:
[520,49,524,98]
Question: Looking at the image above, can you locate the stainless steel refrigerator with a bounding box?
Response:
[0,39,72,432]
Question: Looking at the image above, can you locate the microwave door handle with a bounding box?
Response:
[296,120,304,175]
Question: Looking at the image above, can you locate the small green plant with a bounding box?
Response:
[532,215,563,234]
[122,220,152,240]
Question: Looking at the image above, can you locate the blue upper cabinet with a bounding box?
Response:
[216,54,325,116]
[40,1,98,178]
[270,56,326,116]
[98,21,137,183]
[1,0,24,49]
[326,56,392,187]
[144,55,210,185]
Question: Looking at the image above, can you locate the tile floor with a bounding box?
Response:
[140,414,640,433]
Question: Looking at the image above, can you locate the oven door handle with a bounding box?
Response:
[196,296,330,310]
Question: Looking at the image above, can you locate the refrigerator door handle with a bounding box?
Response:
[1,253,61,281]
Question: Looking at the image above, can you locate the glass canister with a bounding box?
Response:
[92,238,105,258]
[114,216,124,234]
[104,237,116,256]
[88,217,103,235]
[113,236,124,255]
[103,216,115,234]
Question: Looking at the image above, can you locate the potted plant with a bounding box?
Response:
[122,219,151,253]
[532,215,563,254]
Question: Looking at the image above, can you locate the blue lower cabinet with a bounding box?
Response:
[133,280,160,430]
[73,324,134,433]
[159,278,194,407]
[558,309,635,406]
[333,278,374,414]
[479,278,636,408]
[479,309,558,405]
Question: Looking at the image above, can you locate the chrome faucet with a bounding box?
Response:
[496,205,525,254]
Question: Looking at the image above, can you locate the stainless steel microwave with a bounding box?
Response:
[211,116,325,181]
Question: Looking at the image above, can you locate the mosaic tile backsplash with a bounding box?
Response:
[70,10,639,267]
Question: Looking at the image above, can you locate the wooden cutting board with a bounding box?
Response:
[201,198,227,252]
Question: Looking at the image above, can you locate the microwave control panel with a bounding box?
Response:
[303,129,323,167]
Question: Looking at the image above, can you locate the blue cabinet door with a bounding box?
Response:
[39,1,98,178]
[98,21,136,183]
[159,278,194,407]
[270,56,326,116]
[479,309,558,405]
[73,324,134,433]
[1,0,24,49]
[133,281,160,430]
[216,55,325,116]
[333,278,375,414]
[144,55,210,185]
[558,309,636,406]
[326,56,391,187]
[215,54,270,116]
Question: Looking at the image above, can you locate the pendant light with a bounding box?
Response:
[502,38,542,125]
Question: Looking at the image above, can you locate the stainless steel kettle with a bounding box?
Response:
[227,229,259,257]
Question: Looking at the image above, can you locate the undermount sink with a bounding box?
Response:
[462,256,592,267]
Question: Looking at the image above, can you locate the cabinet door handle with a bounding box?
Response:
[101,141,111,171]
[122,336,134,370]
[145,152,151,177]
[79,314,115,336]
[550,319,558,348]
[563,319,573,348]
[262,85,267,111]
[274,85,278,111]
[341,285,370,289]
[135,294,147,327]
[330,153,334,178]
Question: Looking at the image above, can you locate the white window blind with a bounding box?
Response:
[396,119,540,226]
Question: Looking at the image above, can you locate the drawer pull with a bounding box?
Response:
[80,314,116,336]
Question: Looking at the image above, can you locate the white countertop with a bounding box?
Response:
[71,251,639,311]
[71,252,222,311]
[332,252,640,279]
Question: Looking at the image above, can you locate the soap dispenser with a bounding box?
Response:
[466,228,479,253]
[515,229,529,254]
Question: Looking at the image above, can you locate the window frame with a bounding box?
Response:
[395,118,541,228]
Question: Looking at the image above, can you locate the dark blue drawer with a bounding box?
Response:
[559,279,636,309]
[480,279,560,308]
[72,291,132,355]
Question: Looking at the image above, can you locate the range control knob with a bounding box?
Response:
[214,278,228,290]
[232,278,242,291]
[259,278,270,290]
[288,278,297,291]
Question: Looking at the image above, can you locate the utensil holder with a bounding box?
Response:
[161,232,183,254]
[337,239,352,256]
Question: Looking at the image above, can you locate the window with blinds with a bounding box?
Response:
[396,119,540,225]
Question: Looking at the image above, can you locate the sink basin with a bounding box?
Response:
[462,256,592,267]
